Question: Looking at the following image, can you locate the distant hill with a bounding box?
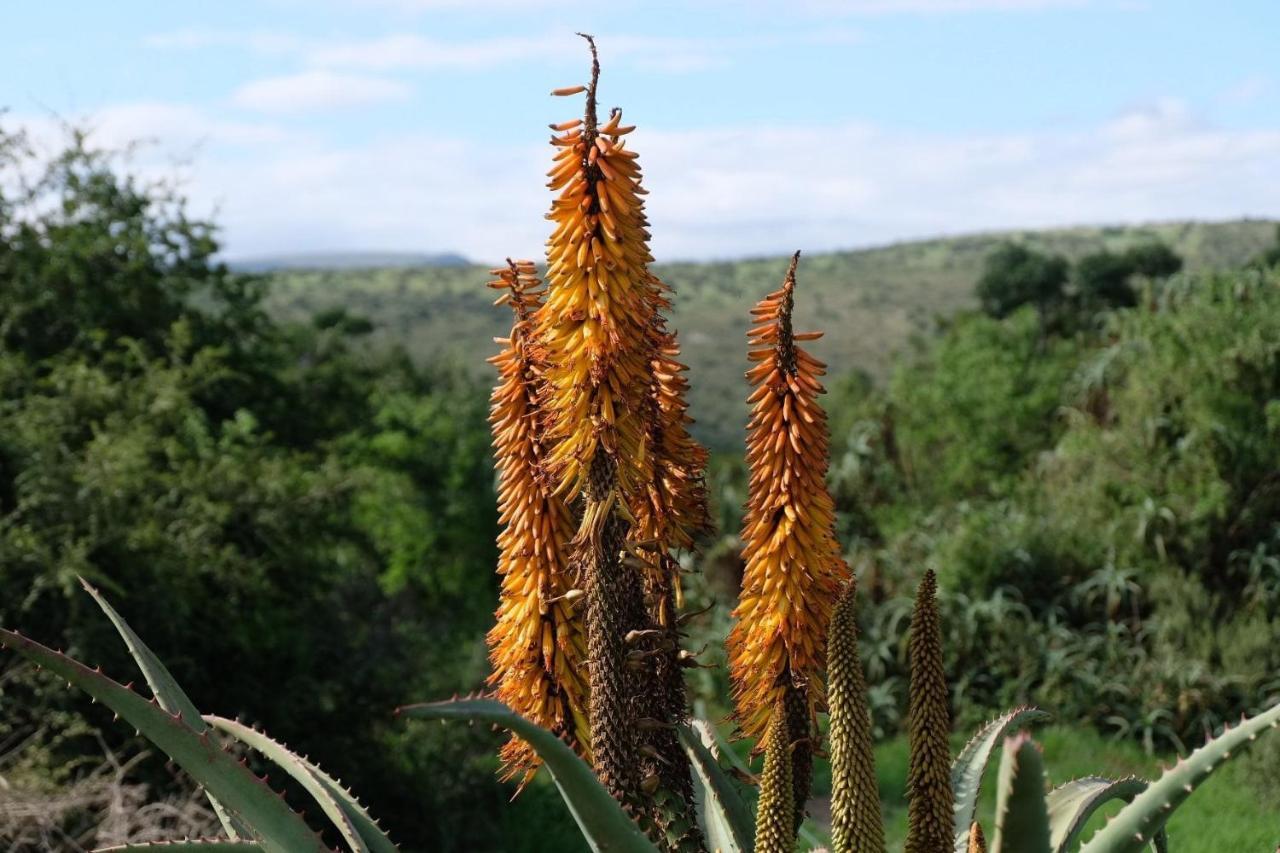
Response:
[264,219,1278,450]
[230,251,469,273]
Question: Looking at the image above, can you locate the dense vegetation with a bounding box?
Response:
[0,128,510,849]
[267,219,1278,450]
[817,265,1280,750]
[3,118,1280,851]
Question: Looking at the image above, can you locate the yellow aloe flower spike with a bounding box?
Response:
[728,250,849,836]
[484,259,590,785]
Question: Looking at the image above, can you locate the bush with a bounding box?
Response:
[0,126,521,850]
[974,242,1068,319]
[798,266,1280,751]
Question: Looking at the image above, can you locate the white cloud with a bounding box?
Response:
[231,71,412,114]
[14,103,287,160]
[9,98,1280,263]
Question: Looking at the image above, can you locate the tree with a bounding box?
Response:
[0,124,510,850]
[975,242,1069,319]
[1247,224,1280,269]
[1076,241,1183,310]
[1125,241,1183,279]
[1075,249,1139,308]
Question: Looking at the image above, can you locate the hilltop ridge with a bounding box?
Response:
[266,218,1278,449]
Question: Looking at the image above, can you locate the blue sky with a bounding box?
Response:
[4,0,1279,261]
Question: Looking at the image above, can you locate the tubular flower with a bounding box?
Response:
[536,43,657,503]
[485,259,590,785]
[627,275,711,852]
[630,272,711,623]
[537,36,684,815]
[727,251,849,751]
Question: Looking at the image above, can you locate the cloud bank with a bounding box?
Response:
[13,96,1278,262]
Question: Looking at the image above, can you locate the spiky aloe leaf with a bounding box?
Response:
[0,628,327,853]
[990,734,1050,853]
[951,707,1050,853]
[677,725,753,853]
[1080,700,1280,853]
[1046,776,1148,852]
[206,716,398,853]
[687,719,824,850]
[79,578,248,841]
[397,698,657,853]
[94,843,264,852]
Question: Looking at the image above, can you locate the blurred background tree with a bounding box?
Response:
[0,125,537,850]
[974,242,1069,319]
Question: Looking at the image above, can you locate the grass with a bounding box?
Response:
[265,219,1278,451]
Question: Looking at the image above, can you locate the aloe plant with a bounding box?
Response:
[4,35,1279,853]
[820,570,1277,853]
[0,580,398,853]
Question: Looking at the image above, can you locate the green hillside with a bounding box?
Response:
[266,218,1277,449]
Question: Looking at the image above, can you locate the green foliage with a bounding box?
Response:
[879,725,1279,851]
[0,125,511,851]
[0,626,330,853]
[951,708,1050,853]
[1045,777,1152,853]
[817,266,1280,754]
[398,699,659,853]
[679,725,755,853]
[1075,249,1144,309]
[1074,241,1182,311]
[887,309,1080,503]
[0,128,267,365]
[1246,223,1280,269]
[975,242,1068,319]
[989,733,1050,853]
[1123,242,1182,279]
[266,220,1276,452]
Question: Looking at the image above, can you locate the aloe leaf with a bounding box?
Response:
[79,577,249,841]
[94,843,264,852]
[1080,700,1280,853]
[1046,776,1146,852]
[677,724,753,853]
[951,706,1050,853]
[207,715,398,853]
[688,718,824,849]
[0,628,327,853]
[990,733,1051,853]
[397,697,657,853]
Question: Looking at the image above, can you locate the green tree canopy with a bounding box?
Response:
[1075,241,1183,310]
[0,125,510,850]
[974,242,1069,319]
